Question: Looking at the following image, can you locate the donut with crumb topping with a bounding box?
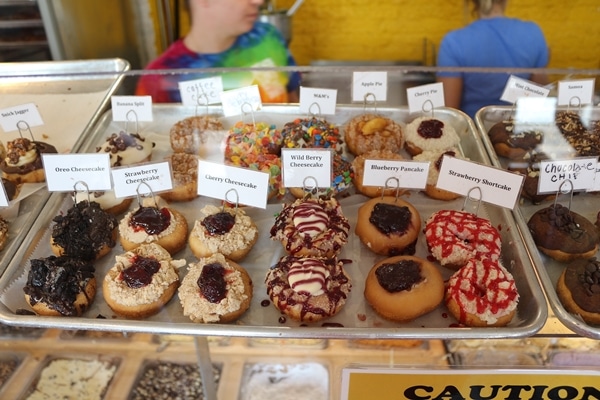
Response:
[23,255,96,317]
[51,200,118,261]
[270,197,350,258]
[103,243,185,319]
[0,137,57,184]
[364,255,444,322]
[161,152,199,202]
[179,253,253,323]
[343,114,404,156]
[265,255,351,322]
[170,115,223,155]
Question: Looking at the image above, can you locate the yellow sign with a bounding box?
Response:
[341,368,600,400]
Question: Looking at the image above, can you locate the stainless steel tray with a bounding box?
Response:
[475,105,600,338]
[0,59,130,284]
[0,104,547,339]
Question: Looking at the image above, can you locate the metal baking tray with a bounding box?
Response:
[475,105,600,339]
[0,59,130,284]
[0,104,547,339]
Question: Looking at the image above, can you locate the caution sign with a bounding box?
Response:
[340,368,600,400]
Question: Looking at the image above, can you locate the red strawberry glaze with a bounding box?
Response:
[424,210,501,269]
[445,257,519,326]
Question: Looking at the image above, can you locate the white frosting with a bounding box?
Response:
[288,258,330,296]
[405,116,460,151]
[5,140,37,167]
[292,201,329,238]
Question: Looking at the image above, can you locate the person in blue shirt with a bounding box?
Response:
[437,0,549,118]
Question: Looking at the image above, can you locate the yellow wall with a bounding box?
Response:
[275,0,600,70]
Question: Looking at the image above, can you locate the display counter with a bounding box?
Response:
[0,62,599,399]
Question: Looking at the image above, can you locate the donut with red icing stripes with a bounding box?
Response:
[424,210,501,270]
[445,257,519,327]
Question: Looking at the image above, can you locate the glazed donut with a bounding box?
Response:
[188,204,258,261]
[119,202,188,255]
[169,115,223,155]
[265,255,351,323]
[23,255,96,317]
[487,120,543,160]
[364,255,444,322]
[50,200,118,261]
[424,210,502,270]
[412,148,465,201]
[161,152,199,202]
[270,197,350,258]
[557,257,600,325]
[527,203,599,262]
[288,154,353,199]
[0,138,58,184]
[404,116,460,157]
[103,243,186,319]
[351,149,406,198]
[445,257,519,327]
[343,113,404,156]
[355,196,421,256]
[178,253,253,323]
[281,117,344,154]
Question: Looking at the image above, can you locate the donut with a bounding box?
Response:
[445,257,519,327]
[487,120,543,159]
[351,149,406,198]
[0,137,58,184]
[0,217,8,252]
[188,204,258,261]
[557,257,600,325]
[161,152,199,202]
[507,155,554,205]
[404,116,460,157]
[288,153,353,199]
[169,115,223,155]
[50,200,118,261]
[412,148,465,201]
[343,114,404,156]
[23,255,96,317]
[527,203,599,262]
[103,243,186,319]
[225,121,284,198]
[178,253,253,323]
[364,255,444,322]
[2,178,20,201]
[355,196,421,256]
[281,117,343,154]
[265,255,351,322]
[95,131,154,167]
[119,201,188,255]
[424,210,502,270]
[554,111,600,157]
[270,196,350,258]
[75,191,133,215]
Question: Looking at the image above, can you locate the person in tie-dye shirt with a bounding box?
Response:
[136,0,300,103]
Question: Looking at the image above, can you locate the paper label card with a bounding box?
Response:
[111,161,173,198]
[0,182,9,207]
[43,153,112,192]
[352,71,388,102]
[406,82,445,114]
[0,103,44,133]
[179,76,224,107]
[363,160,429,190]
[111,96,153,122]
[281,149,332,189]
[500,75,550,104]
[220,85,262,117]
[538,157,597,193]
[436,155,524,209]
[299,87,337,115]
[557,78,595,106]
[592,163,600,192]
[197,160,269,209]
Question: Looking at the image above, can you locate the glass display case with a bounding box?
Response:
[0,62,598,399]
